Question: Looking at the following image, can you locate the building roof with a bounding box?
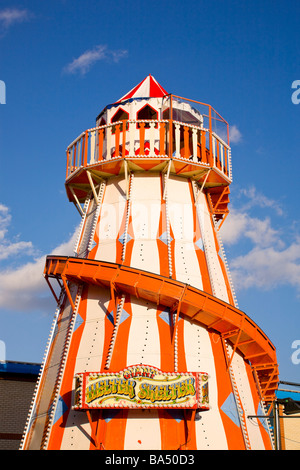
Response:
[116,74,168,102]
[0,361,41,376]
[276,381,300,415]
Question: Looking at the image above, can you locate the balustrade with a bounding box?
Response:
[66,118,232,181]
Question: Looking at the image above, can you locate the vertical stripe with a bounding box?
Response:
[167,176,203,290]
[228,345,265,449]
[184,320,229,449]
[130,174,161,274]
[211,221,236,306]
[245,362,274,450]
[126,298,161,368]
[94,176,127,263]
[124,297,162,449]
[124,410,162,450]
[98,410,128,450]
[108,295,132,371]
[195,191,229,302]
[208,331,245,449]
[189,181,212,294]
[48,284,87,449]
[60,285,110,449]
[157,177,169,278]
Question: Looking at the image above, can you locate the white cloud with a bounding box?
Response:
[217,124,242,145]
[0,231,78,313]
[220,209,248,245]
[0,202,79,313]
[0,204,35,260]
[0,8,32,29]
[221,209,282,249]
[230,241,300,292]
[229,124,242,144]
[0,240,35,260]
[0,203,10,240]
[63,45,128,75]
[239,186,283,216]
[220,188,300,294]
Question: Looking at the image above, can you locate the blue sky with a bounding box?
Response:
[0,0,299,384]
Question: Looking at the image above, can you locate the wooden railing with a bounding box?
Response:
[66,119,232,181]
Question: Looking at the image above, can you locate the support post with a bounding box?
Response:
[61,274,75,312]
[87,170,99,203]
[163,159,171,200]
[69,186,84,216]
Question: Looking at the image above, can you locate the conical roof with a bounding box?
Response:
[117,74,168,102]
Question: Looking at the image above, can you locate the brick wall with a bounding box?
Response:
[0,363,39,450]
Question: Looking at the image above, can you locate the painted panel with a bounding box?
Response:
[228,345,265,450]
[94,177,127,262]
[124,297,162,449]
[59,408,92,450]
[183,319,228,449]
[167,177,203,290]
[60,285,110,449]
[72,285,109,372]
[195,191,229,302]
[130,174,161,274]
[78,198,98,257]
[124,409,162,450]
[126,297,161,368]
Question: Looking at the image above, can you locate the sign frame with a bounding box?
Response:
[73,365,209,411]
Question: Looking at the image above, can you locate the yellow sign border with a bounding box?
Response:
[74,365,209,410]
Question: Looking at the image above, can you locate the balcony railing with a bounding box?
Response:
[66,119,232,182]
[66,94,232,183]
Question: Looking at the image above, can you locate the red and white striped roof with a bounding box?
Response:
[117,75,168,102]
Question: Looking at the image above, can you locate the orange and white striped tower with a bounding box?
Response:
[21,76,279,450]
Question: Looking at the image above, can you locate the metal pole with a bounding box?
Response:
[279,380,300,387]
[169,94,173,158]
[274,400,281,450]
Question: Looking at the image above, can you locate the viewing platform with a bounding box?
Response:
[65,95,232,225]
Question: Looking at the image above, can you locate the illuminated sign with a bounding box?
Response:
[74,365,209,410]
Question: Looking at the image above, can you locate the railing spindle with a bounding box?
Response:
[72,143,76,170]
[139,122,145,155]
[84,130,88,167]
[149,121,155,156]
[66,149,70,179]
[90,130,96,164]
[81,134,85,166]
[77,140,81,167]
[115,124,120,157]
[98,128,104,161]
[183,126,189,159]
[174,123,180,157]
[212,135,216,167]
[220,144,224,171]
[129,121,135,155]
[192,128,197,162]
[106,125,112,160]
[159,121,165,155]
[122,121,127,158]
[216,139,220,169]
[201,130,207,163]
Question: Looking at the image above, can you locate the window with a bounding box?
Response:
[111,107,129,133]
[137,104,158,128]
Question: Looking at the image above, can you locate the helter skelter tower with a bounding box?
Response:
[21,75,279,450]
